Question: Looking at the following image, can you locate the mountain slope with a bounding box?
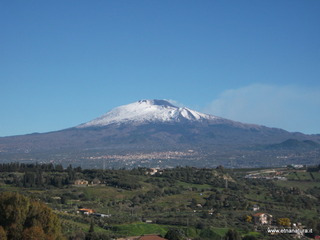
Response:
[0,99,319,168]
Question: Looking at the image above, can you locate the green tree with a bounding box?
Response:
[199,228,221,240]
[224,229,241,240]
[165,228,186,240]
[89,220,94,233]
[0,226,7,240]
[22,226,46,240]
[85,232,110,240]
[0,192,30,239]
[242,236,257,240]
[68,231,85,240]
[277,218,291,227]
[244,215,252,223]
[0,192,63,240]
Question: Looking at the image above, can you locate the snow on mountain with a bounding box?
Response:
[77,99,218,128]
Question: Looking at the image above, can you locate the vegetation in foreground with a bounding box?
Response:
[0,192,63,240]
[0,163,320,239]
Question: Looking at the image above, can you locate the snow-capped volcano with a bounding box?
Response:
[1,99,319,169]
[77,99,218,128]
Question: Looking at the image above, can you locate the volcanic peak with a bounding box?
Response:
[77,99,217,128]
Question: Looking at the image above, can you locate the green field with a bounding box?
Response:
[1,164,320,239]
[113,223,170,236]
[275,179,320,189]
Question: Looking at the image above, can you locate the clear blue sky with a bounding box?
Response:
[1,0,319,136]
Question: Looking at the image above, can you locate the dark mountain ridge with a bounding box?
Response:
[266,139,320,150]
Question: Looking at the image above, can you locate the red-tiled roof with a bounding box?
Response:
[138,235,167,240]
[78,208,95,213]
[253,212,265,216]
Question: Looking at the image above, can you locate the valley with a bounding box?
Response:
[0,163,319,239]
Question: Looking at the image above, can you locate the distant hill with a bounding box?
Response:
[266,139,320,150]
[0,99,319,168]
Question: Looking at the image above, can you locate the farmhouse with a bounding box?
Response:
[251,204,260,211]
[78,208,95,215]
[253,213,272,225]
[74,179,89,185]
[91,178,101,185]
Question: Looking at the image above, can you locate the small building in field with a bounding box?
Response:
[253,213,272,225]
[251,204,260,211]
[91,178,101,185]
[74,179,89,185]
[93,213,111,218]
[78,208,95,215]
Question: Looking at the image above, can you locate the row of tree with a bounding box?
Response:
[0,162,75,173]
